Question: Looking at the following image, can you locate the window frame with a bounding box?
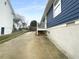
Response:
[53,0,61,18]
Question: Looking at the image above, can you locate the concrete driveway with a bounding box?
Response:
[0,32,68,59]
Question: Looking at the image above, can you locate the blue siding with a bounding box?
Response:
[47,0,79,28]
[47,4,53,20]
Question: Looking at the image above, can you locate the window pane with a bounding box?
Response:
[53,0,61,17]
[54,0,59,6]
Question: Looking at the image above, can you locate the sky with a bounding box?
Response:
[11,0,47,26]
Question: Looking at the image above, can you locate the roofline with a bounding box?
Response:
[7,0,15,16]
[41,0,54,20]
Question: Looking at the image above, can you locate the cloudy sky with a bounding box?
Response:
[11,0,47,25]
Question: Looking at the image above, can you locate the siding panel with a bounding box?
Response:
[47,0,79,28]
[47,4,53,20]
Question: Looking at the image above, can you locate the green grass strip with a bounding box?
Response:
[0,30,28,44]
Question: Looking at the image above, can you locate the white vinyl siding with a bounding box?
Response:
[0,0,13,35]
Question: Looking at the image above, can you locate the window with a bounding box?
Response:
[53,0,61,17]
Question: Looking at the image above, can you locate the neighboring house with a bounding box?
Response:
[39,0,79,59]
[13,14,27,31]
[0,0,14,35]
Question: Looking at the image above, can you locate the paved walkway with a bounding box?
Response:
[0,32,68,59]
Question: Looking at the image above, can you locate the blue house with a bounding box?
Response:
[39,0,79,59]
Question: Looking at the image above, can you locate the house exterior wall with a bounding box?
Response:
[43,0,79,59]
[47,4,53,21]
[38,18,46,28]
[0,0,14,35]
[47,23,79,59]
[47,0,79,27]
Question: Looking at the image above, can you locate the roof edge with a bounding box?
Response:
[7,0,15,16]
[41,0,54,20]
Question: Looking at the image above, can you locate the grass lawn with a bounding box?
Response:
[0,30,28,44]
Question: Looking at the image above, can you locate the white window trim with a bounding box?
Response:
[53,0,61,18]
